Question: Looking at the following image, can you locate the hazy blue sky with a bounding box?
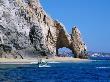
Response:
[40,0,110,52]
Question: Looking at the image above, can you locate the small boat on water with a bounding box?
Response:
[37,59,50,67]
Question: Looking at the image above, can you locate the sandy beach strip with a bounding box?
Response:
[45,57,89,62]
[0,58,38,64]
[0,57,89,64]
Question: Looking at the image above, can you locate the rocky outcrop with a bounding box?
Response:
[71,27,87,58]
[55,21,87,58]
[0,0,87,59]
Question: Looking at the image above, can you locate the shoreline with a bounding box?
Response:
[45,57,89,62]
[0,57,90,64]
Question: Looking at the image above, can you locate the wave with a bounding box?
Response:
[38,65,51,68]
[48,61,61,63]
[96,67,110,69]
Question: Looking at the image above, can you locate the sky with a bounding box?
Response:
[40,0,110,53]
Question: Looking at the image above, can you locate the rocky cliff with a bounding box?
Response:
[0,0,87,59]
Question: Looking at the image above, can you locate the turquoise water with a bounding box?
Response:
[0,60,110,82]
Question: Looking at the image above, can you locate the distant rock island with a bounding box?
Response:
[0,0,87,59]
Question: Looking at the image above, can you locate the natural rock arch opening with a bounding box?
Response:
[55,21,87,58]
[57,47,73,57]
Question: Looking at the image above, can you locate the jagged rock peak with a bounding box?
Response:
[71,26,87,58]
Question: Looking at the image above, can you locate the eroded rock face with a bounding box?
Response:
[71,27,87,58]
[0,0,87,58]
[55,21,87,58]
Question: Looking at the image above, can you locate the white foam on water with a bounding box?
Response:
[30,62,38,64]
[96,67,110,69]
[39,65,51,68]
[48,61,61,63]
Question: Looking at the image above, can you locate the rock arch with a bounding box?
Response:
[55,21,87,58]
[0,0,87,59]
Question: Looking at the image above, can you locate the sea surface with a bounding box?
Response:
[0,60,110,82]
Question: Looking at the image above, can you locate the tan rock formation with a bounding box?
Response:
[0,0,87,58]
[71,27,87,58]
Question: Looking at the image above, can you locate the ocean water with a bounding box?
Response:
[0,60,110,82]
